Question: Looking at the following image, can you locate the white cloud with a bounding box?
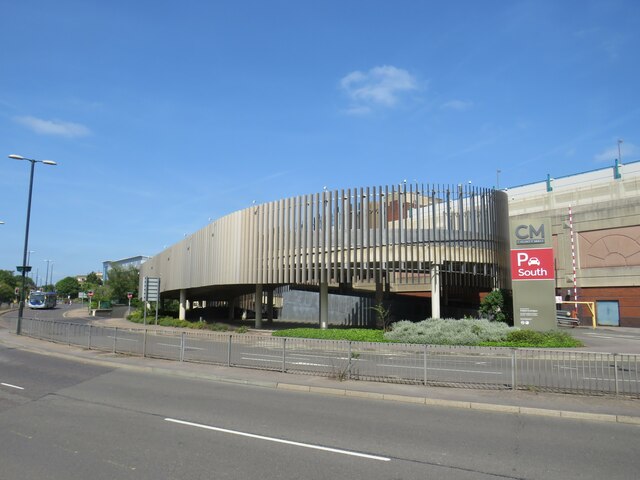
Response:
[441,99,473,111]
[14,115,91,138]
[340,65,418,114]
[343,105,373,116]
[593,142,637,163]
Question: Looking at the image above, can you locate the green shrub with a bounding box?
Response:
[483,329,584,348]
[506,330,545,344]
[210,323,229,332]
[478,289,513,325]
[272,328,385,342]
[236,326,249,334]
[126,311,230,331]
[269,321,581,348]
[384,318,515,345]
[127,309,143,321]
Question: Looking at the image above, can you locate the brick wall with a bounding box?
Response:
[575,286,640,328]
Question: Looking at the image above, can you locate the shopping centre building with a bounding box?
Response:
[507,160,640,327]
[140,159,640,328]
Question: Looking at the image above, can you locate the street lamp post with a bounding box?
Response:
[44,259,51,289]
[9,154,57,335]
[617,139,624,164]
[27,250,35,282]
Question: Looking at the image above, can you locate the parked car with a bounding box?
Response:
[556,309,579,327]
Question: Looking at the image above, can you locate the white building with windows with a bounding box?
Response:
[102,255,150,281]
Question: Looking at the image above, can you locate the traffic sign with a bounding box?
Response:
[88,291,94,297]
[127,292,133,299]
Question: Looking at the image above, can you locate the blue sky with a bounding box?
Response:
[1,0,639,284]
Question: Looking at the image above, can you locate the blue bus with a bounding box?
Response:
[28,291,57,309]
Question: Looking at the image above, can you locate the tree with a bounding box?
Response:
[371,303,392,331]
[479,289,513,325]
[95,284,113,301]
[0,270,34,304]
[55,276,81,299]
[0,270,18,289]
[0,283,15,305]
[24,276,36,290]
[85,271,103,286]
[81,271,103,298]
[106,266,139,303]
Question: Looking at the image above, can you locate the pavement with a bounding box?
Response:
[1,307,639,426]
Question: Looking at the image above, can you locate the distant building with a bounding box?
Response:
[102,256,150,281]
[76,272,103,284]
[507,159,640,327]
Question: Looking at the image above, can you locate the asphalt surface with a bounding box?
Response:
[0,305,639,426]
[4,343,638,480]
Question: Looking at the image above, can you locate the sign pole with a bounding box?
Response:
[141,276,160,326]
[142,277,147,326]
[87,290,94,313]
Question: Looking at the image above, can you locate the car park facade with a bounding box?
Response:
[140,183,510,326]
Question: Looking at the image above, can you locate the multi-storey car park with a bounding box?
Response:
[140,183,510,327]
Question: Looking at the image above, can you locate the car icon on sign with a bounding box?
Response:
[528,257,540,266]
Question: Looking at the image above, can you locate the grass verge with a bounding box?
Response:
[272,328,385,342]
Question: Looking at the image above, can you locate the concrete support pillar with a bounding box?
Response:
[255,284,263,329]
[179,289,187,321]
[267,289,274,324]
[431,264,441,319]
[228,297,237,321]
[319,282,329,329]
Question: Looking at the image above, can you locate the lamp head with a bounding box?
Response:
[8,154,25,160]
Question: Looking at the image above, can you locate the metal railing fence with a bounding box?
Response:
[15,318,640,398]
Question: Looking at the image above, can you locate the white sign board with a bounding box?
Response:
[142,276,160,302]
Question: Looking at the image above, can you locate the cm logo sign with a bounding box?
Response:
[515,224,545,245]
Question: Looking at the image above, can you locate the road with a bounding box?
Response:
[3,306,639,395]
[1,343,638,480]
[2,303,121,325]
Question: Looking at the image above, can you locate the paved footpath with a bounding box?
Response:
[1,309,638,426]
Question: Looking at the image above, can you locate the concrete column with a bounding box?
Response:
[179,289,187,320]
[228,297,237,321]
[430,264,441,319]
[267,289,274,324]
[255,284,263,329]
[319,282,328,329]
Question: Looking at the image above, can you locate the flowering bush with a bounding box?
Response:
[383,318,516,345]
